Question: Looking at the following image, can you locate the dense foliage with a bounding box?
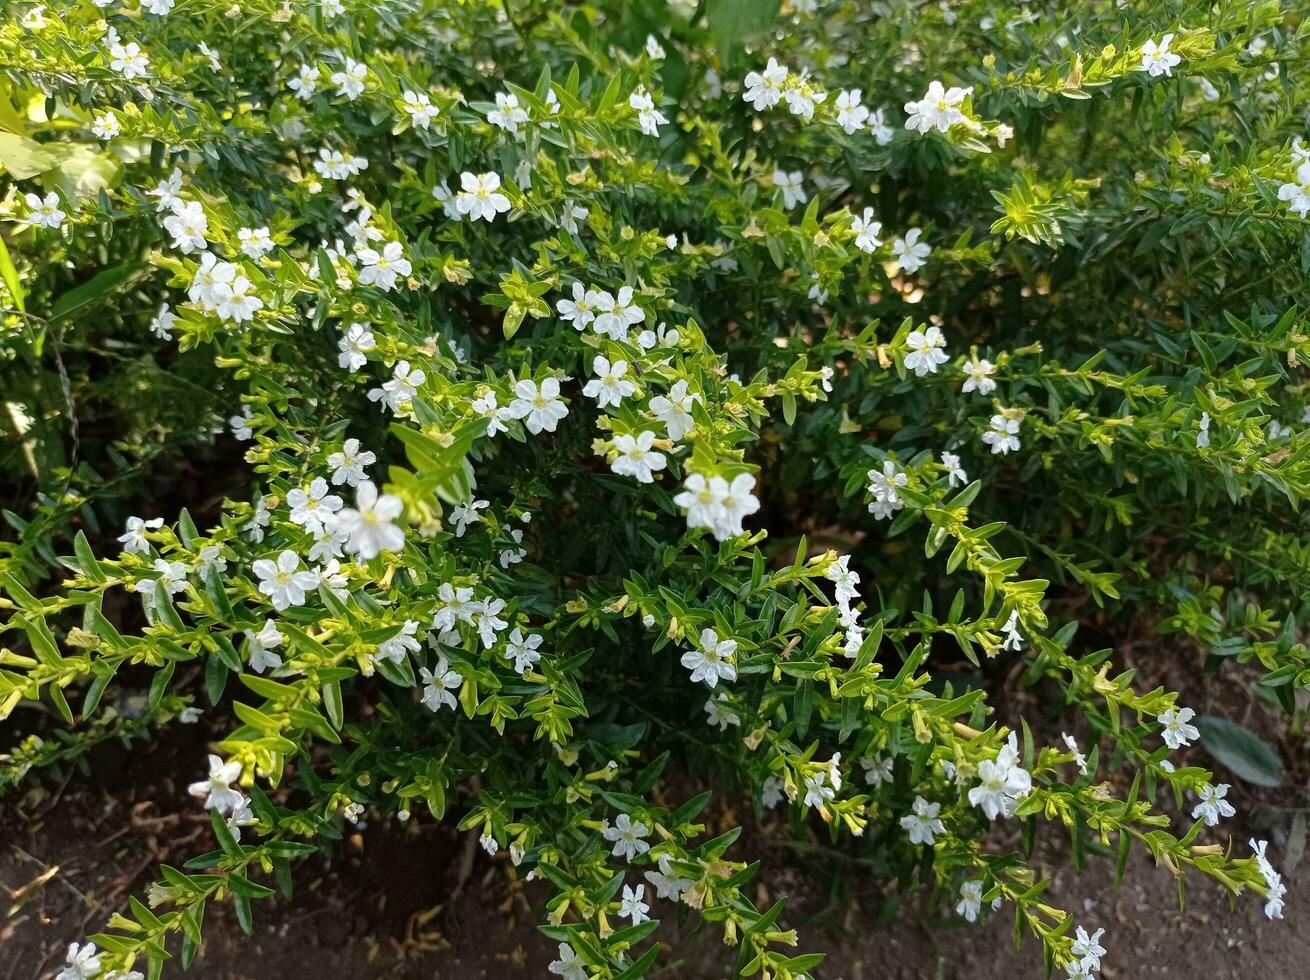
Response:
[2,1,1307,978]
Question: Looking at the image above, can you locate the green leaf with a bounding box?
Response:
[50,263,149,324]
[0,131,67,179]
[705,0,782,66]
[1194,715,1283,787]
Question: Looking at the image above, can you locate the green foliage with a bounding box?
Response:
[1,1,1306,978]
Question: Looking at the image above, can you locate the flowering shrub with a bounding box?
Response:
[1,1,1306,978]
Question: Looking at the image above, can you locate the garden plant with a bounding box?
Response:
[1,0,1308,978]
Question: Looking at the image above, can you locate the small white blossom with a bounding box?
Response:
[334,480,405,559]
[1140,34,1182,77]
[680,627,738,688]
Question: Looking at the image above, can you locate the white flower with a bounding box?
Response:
[611,431,667,484]
[91,113,120,140]
[592,286,646,339]
[227,407,253,442]
[313,147,368,181]
[861,754,893,787]
[602,813,651,861]
[648,380,699,441]
[334,480,405,559]
[118,515,163,554]
[326,438,375,487]
[455,171,511,222]
[619,883,650,925]
[834,88,870,134]
[56,942,102,980]
[904,80,970,134]
[143,0,175,13]
[703,693,739,731]
[188,253,235,309]
[867,460,907,505]
[982,414,1021,455]
[420,656,463,711]
[331,57,368,100]
[504,628,543,674]
[629,87,667,137]
[941,451,968,488]
[557,281,598,330]
[583,356,637,408]
[1196,410,1212,448]
[289,64,320,99]
[337,322,376,372]
[1157,705,1199,749]
[900,796,945,845]
[802,773,835,809]
[1061,732,1089,775]
[487,91,530,134]
[1249,839,1286,919]
[147,169,183,212]
[197,41,221,72]
[1000,610,1024,652]
[375,620,421,666]
[447,498,488,538]
[868,107,895,145]
[135,558,187,597]
[1191,783,1235,827]
[356,241,412,291]
[956,880,984,922]
[1277,160,1310,218]
[187,754,244,813]
[962,357,997,394]
[149,303,175,341]
[743,58,787,111]
[508,377,568,434]
[368,360,426,413]
[1140,34,1182,77]
[904,326,948,376]
[967,733,1032,820]
[761,776,786,809]
[680,627,738,688]
[473,390,513,437]
[213,276,262,323]
[851,207,882,252]
[783,70,825,120]
[288,477,343,534]
[473,596,510,647]
[431,582,475,631]
[713,472,763,539]
[673,472,761,540]
[163,201,209,253]
[892,228,931,273]
[25,192,65,229]
[773,169,807,209]
[109,41,149,79]
[253,550,318,611]
[549,943,588,980]
[403,90,439,129]
[1070,926,1107,973]
[238,227,274,260]
[246,619,286,674]
[645,33,665,59]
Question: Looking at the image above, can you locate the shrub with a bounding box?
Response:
[1,1,1306,978]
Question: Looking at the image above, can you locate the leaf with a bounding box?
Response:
[0,131,66,179]
[1194,715,1284,787]
[705,0,782,66]
[50,263,149,324]
[0,236,23,312]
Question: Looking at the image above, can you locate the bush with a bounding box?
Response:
[1,1,1306,978]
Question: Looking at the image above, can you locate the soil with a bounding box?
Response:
[4,648,1308,980]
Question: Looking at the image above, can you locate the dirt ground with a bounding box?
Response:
[3,657,1307,980]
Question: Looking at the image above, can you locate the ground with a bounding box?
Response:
[4,646,1307,980]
